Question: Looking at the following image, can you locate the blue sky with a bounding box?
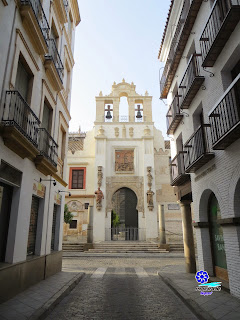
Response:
[70,0,171,137]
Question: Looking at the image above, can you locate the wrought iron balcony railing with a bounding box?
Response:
[170,152,190,186]
[200,0,240,67]
[160,0,203,98]
[20,0,49,45]
[209,74,240,149]
[38,128,58,167]
[2,90,40,146]
[45,39,64,82]
[179,54,205,109]
[183,124,215,173]
[166,94,183,135]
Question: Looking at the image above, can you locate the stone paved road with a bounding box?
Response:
[45,256,199,320]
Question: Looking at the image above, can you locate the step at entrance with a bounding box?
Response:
[62,243,84,252]
[87,242,169,253]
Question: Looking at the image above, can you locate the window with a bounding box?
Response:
[70,168,86,189]
[85,203,89,210]
[69,220,77,229]
[42,101,52,133]
[68,12,73,41]
[15,56,33,103]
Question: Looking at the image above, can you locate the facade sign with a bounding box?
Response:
[54,193,62,205]
[115,150,134,172]
[168,203,180,210]
[33,182,46,198]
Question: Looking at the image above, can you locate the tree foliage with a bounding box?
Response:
[111,210,120,228]
[64,204,73,224]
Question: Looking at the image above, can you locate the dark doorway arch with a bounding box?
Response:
[111,187,138,240]
[208,193,228,281]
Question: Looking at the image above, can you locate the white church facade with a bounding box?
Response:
[64,80,182,243]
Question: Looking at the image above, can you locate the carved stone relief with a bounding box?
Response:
[122,125,126,138]
[106,176,144,214]
[129,127,134,137]
[67,200,84,212]
[97,166,103,188]
[146,167,154,211]
[115,150,134,172]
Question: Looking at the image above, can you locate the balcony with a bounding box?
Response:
[44,39,64,91]
[166,95,183,135]
[0,91,40,160]
[54,0,68,24]
[34,128,58,176]
[160,0,203,99]
[184,125,215,173]
[209,74,240,150]
[170,152,191,186]
[200,0,240,67]
[19,0,49,55]
[179,54,205,109]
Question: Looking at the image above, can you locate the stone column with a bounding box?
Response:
[158,204,166,244]
[180,200,196,273]
[87,206,93,243]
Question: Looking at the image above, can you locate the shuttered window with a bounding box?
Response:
[27,196,39,255]
[71,169,84,189]
[51,204,57,250]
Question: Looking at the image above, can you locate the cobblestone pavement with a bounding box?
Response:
[45,256,199,320]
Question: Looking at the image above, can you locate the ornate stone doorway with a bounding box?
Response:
[111,187,138,240]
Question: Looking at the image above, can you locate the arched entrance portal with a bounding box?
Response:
[111,187,138,240]
[208,194,228,281]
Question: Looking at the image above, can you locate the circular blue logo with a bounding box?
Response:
[195,270,209,284]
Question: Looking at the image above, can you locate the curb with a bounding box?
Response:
[29,272,85,320]
[158,272,215,320]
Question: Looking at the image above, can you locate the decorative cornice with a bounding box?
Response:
[16,29,40,71]
[70,0,81,26]
[59,110,69,128]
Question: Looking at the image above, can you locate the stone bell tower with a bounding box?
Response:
[93,79,158,242]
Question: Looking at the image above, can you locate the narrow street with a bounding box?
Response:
[45,255,198,320]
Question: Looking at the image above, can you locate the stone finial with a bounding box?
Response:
[99,91,103,96]
[131,82,134,85]
[144,125,151,136]
[122,78,125,83]
[122,125,126,138]
[145,90,149,96]
[114,127,119,137]
[113,81,116,85]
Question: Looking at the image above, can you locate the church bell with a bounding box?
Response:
[136,110,142,119]
[106,110,112,119]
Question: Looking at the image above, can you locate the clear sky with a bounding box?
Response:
[70,0,171,137]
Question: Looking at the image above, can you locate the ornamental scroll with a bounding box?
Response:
[95,166,104,210]
[115,150,134,172]
[146,166,154,211]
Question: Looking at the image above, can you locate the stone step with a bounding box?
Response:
[87,249,168,253]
